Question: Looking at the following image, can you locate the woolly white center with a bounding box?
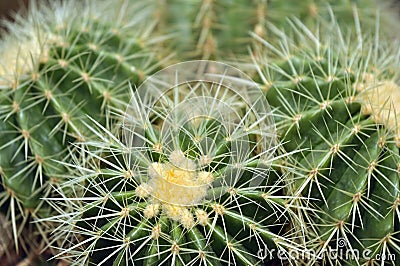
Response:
[148,150,212,206]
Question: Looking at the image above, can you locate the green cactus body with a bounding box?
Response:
[0,0,164,249]
[253,16,400,264]
[0,0,399,263]
[45,61,307,265]
[151,0,397,60]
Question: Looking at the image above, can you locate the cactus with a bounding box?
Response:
[0,0,399,264]
[150,0,398,60]
[0,0,166,250]
[45,61,307,265]
[252,13,400,265]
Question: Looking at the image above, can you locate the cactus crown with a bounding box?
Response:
[44,61,309,265]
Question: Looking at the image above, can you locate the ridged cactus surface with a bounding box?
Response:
[45,61,307,265]
[0,0,399,265]
[252,17,400,265]
[151,0,398,60]
[0,0,163,250]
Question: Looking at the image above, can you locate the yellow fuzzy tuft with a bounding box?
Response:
[179,209,195,229]
[140,150,215,223]
[357,78,400,146]
[0,28,66,87]
[0,37,40,86]
[143,203,160,219]
[161,204,194,228]
[168,149,196,170]
[135,183,152,198]
[195,209,209,226]
[147,150,211,206]
[162,204,185,221]
[197,171,214,184]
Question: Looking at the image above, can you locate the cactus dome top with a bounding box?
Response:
[121,61,277,225]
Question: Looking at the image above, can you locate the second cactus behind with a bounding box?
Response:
[252,14,400,265]
[0,0,164,250]
[151,0,398,60]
